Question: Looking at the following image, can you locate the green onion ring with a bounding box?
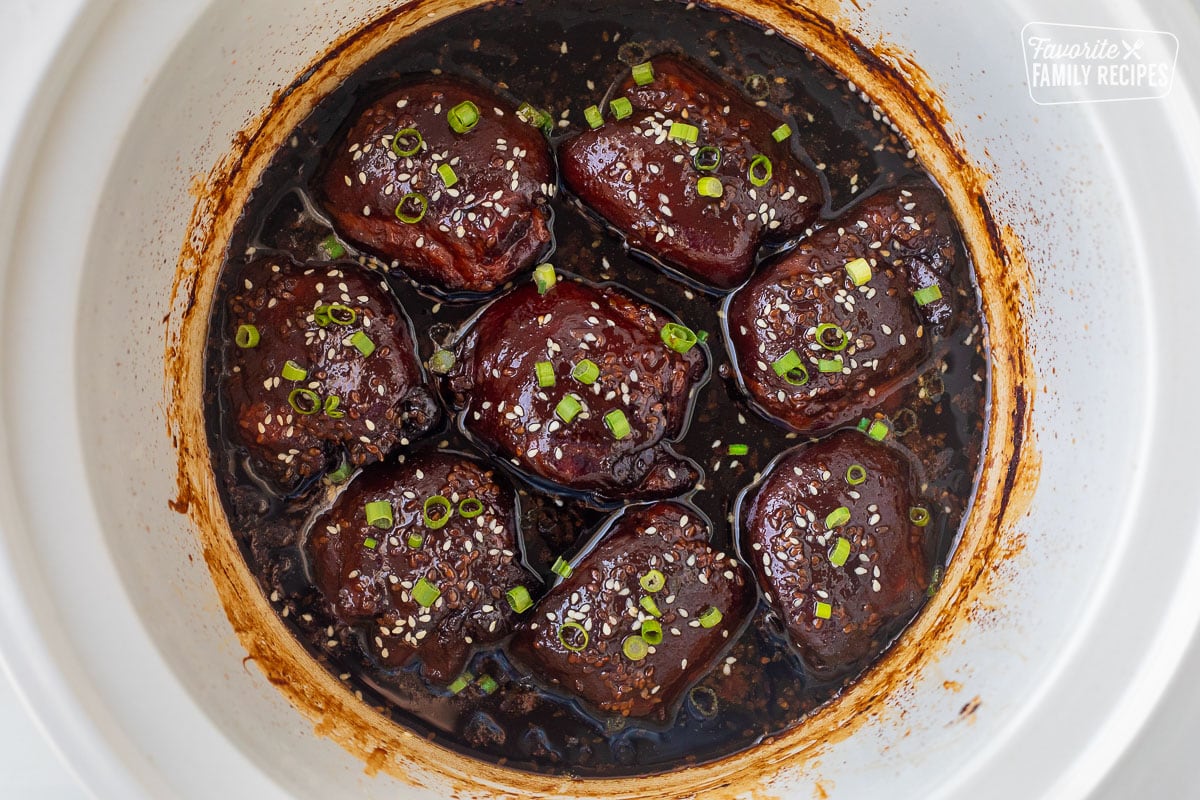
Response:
[235,324,259,348]
[458,497,484,518]
[447,100,480,134]
[622,635,650,661]
[748,154,773,187]
[825,506,851,528]
[693,146,722,172]
[506,585,533,613]
[394,192,428,224]
[364,500,394,529]
[413,577,440,608]
[558,620,589,652]
[814,322,849,352]
[423,495,452,529]
[639,569,666,593]
[287,387,321,415]
[390,127,423,158]
[639,619,663,645]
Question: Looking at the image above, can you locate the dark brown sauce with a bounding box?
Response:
[203,0,988,777]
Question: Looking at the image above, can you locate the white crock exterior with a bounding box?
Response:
[1,1,1198,798]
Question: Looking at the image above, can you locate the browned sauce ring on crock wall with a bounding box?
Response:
[169,0,1034,792]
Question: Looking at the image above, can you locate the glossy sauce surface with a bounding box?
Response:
[203,0,988,777]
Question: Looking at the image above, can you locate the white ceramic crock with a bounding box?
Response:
[1,0,1199,798]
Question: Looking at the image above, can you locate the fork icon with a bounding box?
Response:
[1122,39,1145,60]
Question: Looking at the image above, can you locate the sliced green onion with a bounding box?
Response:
[622,635,650,661]
[867,419,891,441]
[328,304,357,325]
[640,619,664,645]
[818,356,843,374]
[326,460,353,484]
[437,162,459,188]
[631,61,655,85]
[551,556,573,580]
[365,500,394,529]
[815,323,849,352]
[535,360,556,388]
[534,263,557,294]
[235,324,259,348]
[814,601,832,620]
[825,506,851,528]
[394,192,428,225]
[447,100,480,133]
[323,395,345,419]
[390,127,423,158]
[429,349,456,374]
[856,417,871,432]
[698,607,723,629]
[784,364,809,386]
[660,322,698,354]
[423,495,452,529]
[350,331,376,357]
[697,176,724,198]
[506,585,533,613]
[476,674,499,695]
[572,358,600,385]
[846,464,867,485]
[639,569,666,593]
[555,394,582,423]
[518,102,555,132]
[693,145,721,171]
[845,257,872,286]
[727,443,749,456]
[668,121,699,143]
[516,102,540,126]
[829,536,851,567]
[892,407,919,437]
[695,330,710,343]
[315,303,357,327]
[584,104,604,129]
[914,284,943,306]
[604,409,631,440]
[287,388,320,415]
[407,532,425,549]
[558,620,588,651]
[458,497,484,518]
[688,686,720,718]
[516,102,554,133]
[771,349,801,377]
[610,96,633,120]
[744,73,770,100]
[770,349,809,386]
[910,506,931,527]
[320,234,345,260]
[748,154,773,186]
[363,537,379,551]
[771,123,793,142]
[448,673,474,695]
[281,360,307,381]
[413,577,440,608]
[639,596,662,617]
[927,565,943,597]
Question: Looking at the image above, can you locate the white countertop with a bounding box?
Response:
[0,675,87,799]
[0,0,91,796]
[0,2,1198,798]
